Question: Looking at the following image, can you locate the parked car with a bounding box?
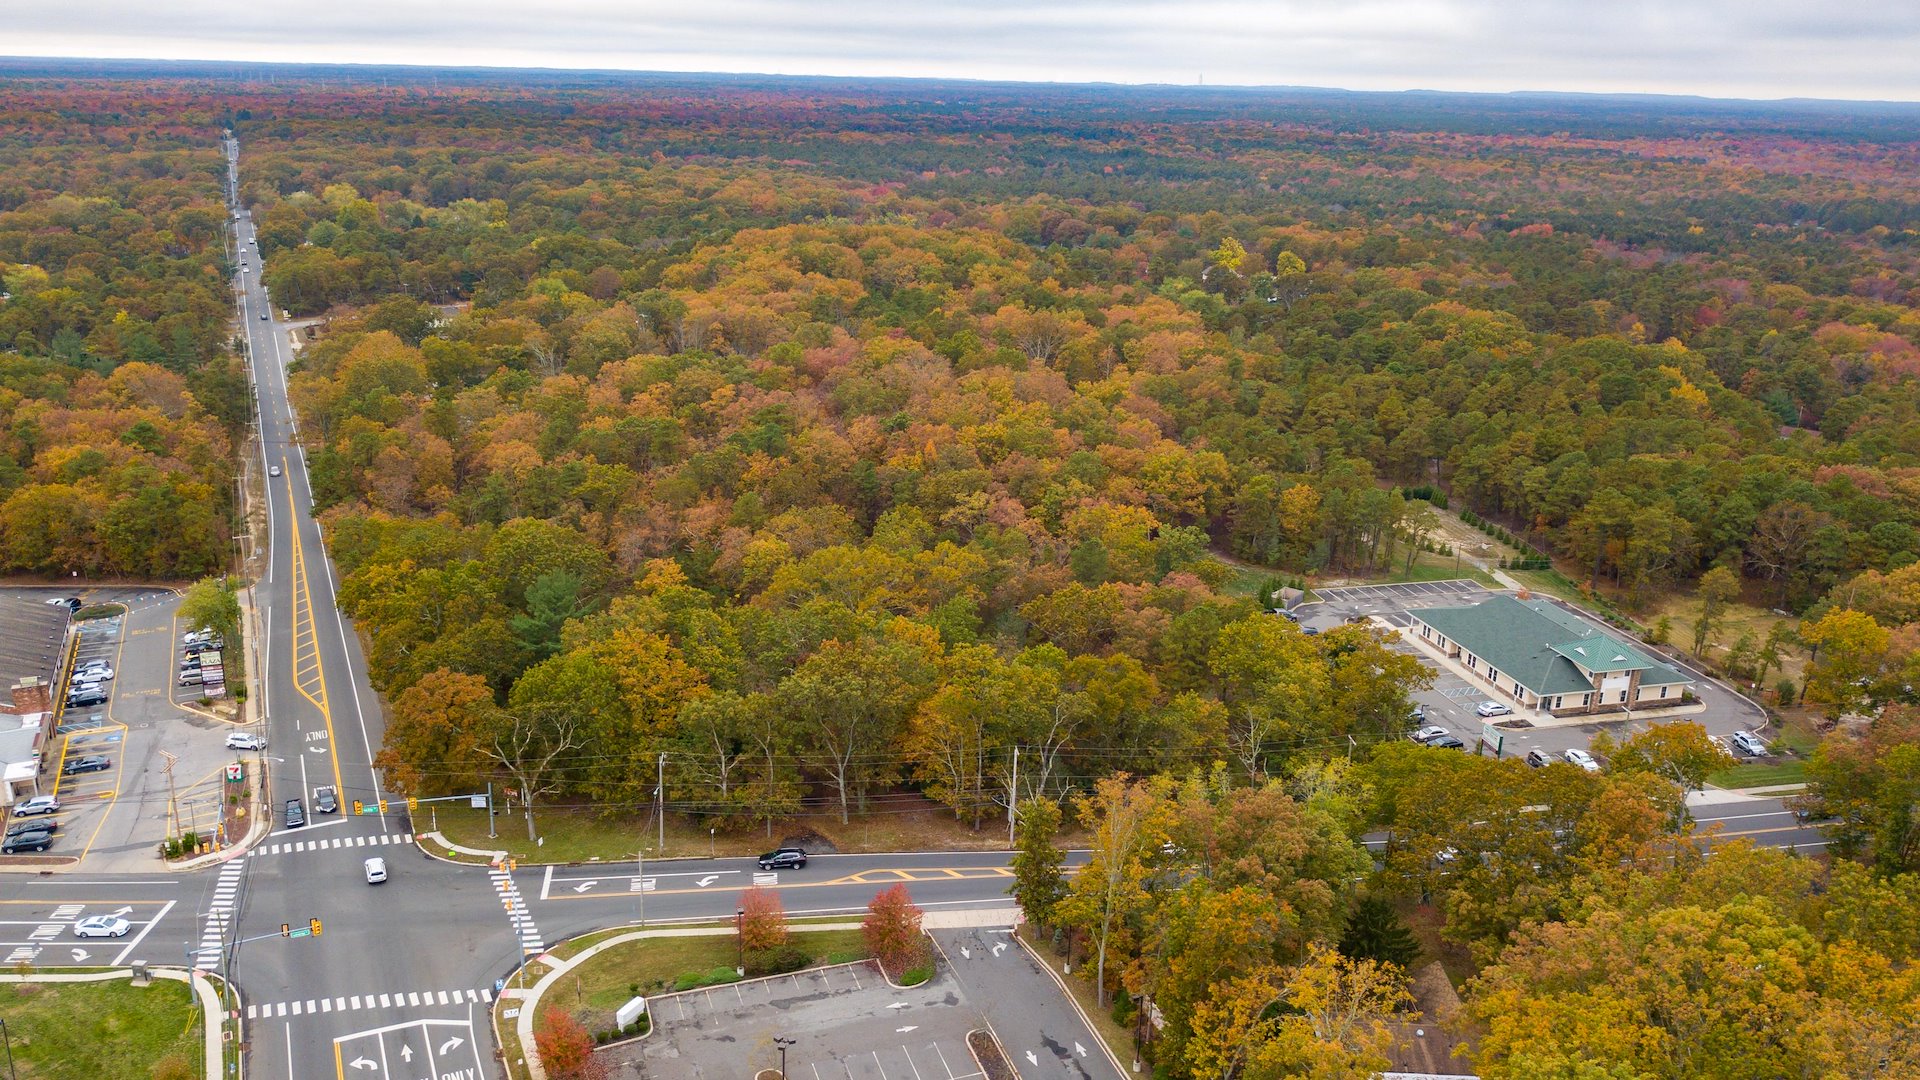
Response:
[178,670,203,686]
[364,857,388,885]
[1276,609,1301,622]
[62,755,110,775]
[757,847,807,870]
[6,819,57,837]
[1427,734,1467,750]
[1475,701,1513,718]
[65,691,107,709]
[1408,725,1450,744]
[1,830,52,854]
[284,800,306,829]
[72,916,130,938]
[1301,625,1321,636]
[1524,749,1554,768]
[1410,703,1426,721]
[1562,748,1602,773]
[1730,731,1770,757]
[313,786,339,814]
[225,731,266,751]
[13,795,58,816]
[76,664,112,681]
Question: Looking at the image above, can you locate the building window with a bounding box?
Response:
[1581,693,1591,707]
[1619,691,1629,703]
[1659,685,1669,698]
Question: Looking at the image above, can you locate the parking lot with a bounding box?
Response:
[0,587,262,873]
[607,961,987,1080]
[1295,579,1767,764]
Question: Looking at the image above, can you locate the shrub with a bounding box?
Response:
[1775,679,1797,707]
[745,944,811,977]
[535,1008,606,1080]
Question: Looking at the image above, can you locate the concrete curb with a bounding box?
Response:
[1015,928,1131,1079]
[417,829,506,864]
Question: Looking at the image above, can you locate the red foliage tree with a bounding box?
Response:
[740,885,790,952]
[534,1008,607,1080]
[863,883,926,975]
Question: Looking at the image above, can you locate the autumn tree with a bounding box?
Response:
[1801,608,1890,717]
[178,575,245,688]
[1692,565,1740,657]
[739,885,789,952]
[534,1008,606,1080]
[1590,720,1732,806]
[481,705,583,842]
[1057,775,1173,1007]
[378,668,494,795]
[863,884,927,977]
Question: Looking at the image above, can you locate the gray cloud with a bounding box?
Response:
[7,0,1920,101]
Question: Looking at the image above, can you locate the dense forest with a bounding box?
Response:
[2,66,1918,1075]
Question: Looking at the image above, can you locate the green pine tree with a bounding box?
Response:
[1009,796,1066,928]
[1338,894,1421,971]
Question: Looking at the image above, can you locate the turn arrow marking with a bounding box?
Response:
[572,881,599,893]
[348,1058,376,1072]
[69,948,89,962]
[439,1036,464,1055]
[991,943,1007,957]
[695,875,719,887]
[111,906,132,917]
[896,1026,918,1033]
[887,1002,910,1010]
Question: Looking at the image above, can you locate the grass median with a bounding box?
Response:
[0,977,201,1080]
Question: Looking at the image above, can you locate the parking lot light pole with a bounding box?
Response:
[775,1036,797,1080]
[736,907,745,977]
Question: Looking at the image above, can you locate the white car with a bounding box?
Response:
[268,465,282,477]
[1730,731,1770,757]
[1475,701,1513,718]
[72,916,131,938]
[1562,748,1601,773]
[1408,725,1450,744]
[14,795,59,816]
[225,731,266,751]
[77,665,113,681]
[364,857,388,885]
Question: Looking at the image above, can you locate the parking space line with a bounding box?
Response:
[931,1041,959,1080]
[903,1046,927,1080]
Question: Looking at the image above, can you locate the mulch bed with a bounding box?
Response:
[968,1029,1018,1080]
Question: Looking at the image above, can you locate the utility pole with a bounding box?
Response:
[1007,745,1019,849]
[487,781,496,839]
[160,750,179,838]
[657,752,667,854]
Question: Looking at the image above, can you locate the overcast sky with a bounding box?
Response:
[9,0,1920,102]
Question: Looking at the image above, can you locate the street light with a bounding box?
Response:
[736,906,746,977]
[774,1036,797,1080]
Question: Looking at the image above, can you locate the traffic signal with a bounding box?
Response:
[309,918,323,937]
[378,799,389,813]
[280,923,291,938]
[406,796,418,812]
[353,799,364,816]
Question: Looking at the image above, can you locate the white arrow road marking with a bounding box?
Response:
[887,1002,910,1010]
[695,875,719,887]
[1027,1051,1039,1067]
[307,746,326,753]
[70,949,89,962]
[112,906,132,916]
[348,1058,376,1071]
[572,881,599,893]
[991,943,1007,957]
[960,946,970,959]
[399,1045,413,1063]
[439,1036,464,1055]
[1075,1042,1087,1057]
[897,1026,918,1033]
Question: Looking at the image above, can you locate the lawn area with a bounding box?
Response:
[1364,551,1499,588]
[1642,589,1806,687]
[558,928,868,1033]
[0,977,201,1080]
[1708,761,1807,789]
[427,797,1030,864]
[1505,567,1581,600]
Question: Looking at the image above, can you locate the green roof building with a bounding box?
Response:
[1410,595,1691,716]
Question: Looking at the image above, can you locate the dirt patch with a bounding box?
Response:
[778,827,838,854]
[967,1029,1018,1080]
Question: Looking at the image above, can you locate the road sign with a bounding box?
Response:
[287,927,312,939]
[225,763,245,783]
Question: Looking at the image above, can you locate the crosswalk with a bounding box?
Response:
[259,832,414,856]
[195,860,247,969]
[245,986,493,1019]
[491,864,544,954]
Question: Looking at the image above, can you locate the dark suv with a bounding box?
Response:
[284,799,306,829]
[62,755,110,775]
[757,847,807,870]
[2,828,53,853]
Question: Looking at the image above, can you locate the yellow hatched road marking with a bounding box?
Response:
[286,466,346,801]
